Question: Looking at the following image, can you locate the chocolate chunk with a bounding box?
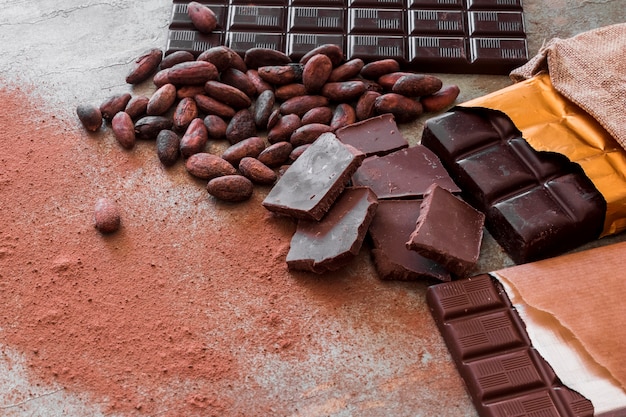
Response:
[165,0,528,75]
[351,145,460,200]
[368,199,451,282]
[335,113,408,157]
[427,274,594,417]
[286,187,378,273]
[421,107,607,264]
[262,132,365,221]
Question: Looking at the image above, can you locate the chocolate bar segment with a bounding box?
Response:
[166,0,528,75]
[427,274,594,417]
[421,107,606,264]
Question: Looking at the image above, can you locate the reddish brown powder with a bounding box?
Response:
[0,85,472,416]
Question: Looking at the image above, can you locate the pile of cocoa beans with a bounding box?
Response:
[77,44,460,202]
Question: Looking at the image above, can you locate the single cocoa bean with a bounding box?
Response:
[303,54,333,93]
[360,59,401,79]
[246,69,273,95]
[258,64,302,85]
[321,81,366,102]
[355,91,381,121]
[207,175,254,202]
[301,106,333,125]
[173,97,198,131]
[100,93,132,122]
[194,94,236,118]
[257,141,293,167]
[124,95,149,120]
[254,89,275,129]
[330,103,356,130]
[204,80,251,109]
[225,109,256,144]
[126,48,163,85]
[244,48,291,69]
[76,103,102,132]
[180,118,208,157]
[167,61,218,85]
[267,113,302,144]
[279,95,329,117]
[203,114,228,139]
[187,1,218,34]
[156,129,180,166]
[147,83,177,116]
[290,123,333,147]
[420,84,460,113]
[328,58,365,82]
[160,50,195,70]
[377,71,412,91]
[374,93,423,123]
[94,198,121,234]
[220,68,257,98]
[392,74,443,97]
[197,46,235,73]
[221,136,266,166]
[300,44,344,67]
[134,116,173,140]
[238,157,277,185]
[185,152,237,179]
[111,111,136,149]
[274,83,307,101]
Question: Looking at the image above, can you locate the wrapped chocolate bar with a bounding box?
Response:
[422,24,626,264]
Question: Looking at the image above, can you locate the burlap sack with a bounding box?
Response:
[510,23,626,151]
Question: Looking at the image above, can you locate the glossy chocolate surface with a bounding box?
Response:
[335,114,408,157]
[167,0,528,74]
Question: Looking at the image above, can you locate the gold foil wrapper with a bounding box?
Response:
[462,73,626,236]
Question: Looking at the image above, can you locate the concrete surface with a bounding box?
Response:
[1,1,625,416]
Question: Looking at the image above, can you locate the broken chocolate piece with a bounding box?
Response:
[406,184,485,277]
[351,145,460,200]
[263,132,365,221]
[286,187,378,274]
[368,199,451,282]
[335,113,408,157]
[427,274,594,417]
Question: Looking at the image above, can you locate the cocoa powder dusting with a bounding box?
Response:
[0,85,473,416]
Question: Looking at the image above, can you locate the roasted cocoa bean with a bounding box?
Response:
[134,116,173,140]
[111,111,136,149]
[374,93,423,123]
[207,174,254,202]
[392,74,443,97]
[194,94,235,118]
[180,118,208,157]
[204,80,251,109]
[156,129,180,166]
[124,95,149,120]
[328,58,364,82]
[173,97,198,131]
[330,103,356,130]
[220,68,257,98]
[300,44,344,67]
[274,83,307,101]
[94,198,121,234]
[100,93,132,122]
[187,1,218,34]
[290,123,333,147]
[246,69,273,95]
[244,48,291,69]
[238,157,277,185]
[225,109,256,144]
[160,50,195,70]
[203,114,228,139]
[126,48,163,85]
[258,64,302,85]
[254,89,275,129]
[279,95,329,117]
[167,61,218,86]
[185,152,237,179]
[197,46,235,73]
[267,113,302,144]
[257,141,293,167]
[321,81,366,102]
[377,72,412,91]
[361,59,401,79]
[303,54,333,93]
[355,91,381,121]
[301,106,333,125]
[221,136,266,166]
[76,103,103,132]
[420,84,460,113]
[147,83,177,116]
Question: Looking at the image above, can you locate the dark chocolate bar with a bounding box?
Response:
[166,0,528,75]
[421,107,606,264]
[427,274,594,417]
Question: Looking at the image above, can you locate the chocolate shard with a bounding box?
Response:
[427,274,594,417]
[286,187,378,274]
[165,0,528,75]
[421,107,607,264]
[351,145,460,200]
[406,184,485,277]
[368,199,451,282]
[262,132,365,221]
[335,113,408,157]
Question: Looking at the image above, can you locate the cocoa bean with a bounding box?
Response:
[94,198,121,234]
[360,59,401,79]
[197,46,235,73]
[254,89,275,129]
[420,84,460,113]
[177,85,206,99]
[303,54,333,93]
[204,80,251,109]
[392,74,443,97]
[156,129,180,166]
[203,114,228,139]
[328,58,365,82]
[267,113,302,144]
[126,48,163,85]
[160,50,195,70]
[100,93,132,122]
[290,123,333,147]
[173,97,198,131]
[220,68,257,98]
[321,81,366,102]
[355,91,381,121]
[330,103,356,130]
[275,83,307,101]
[76,103,103,132]
[167,61,218,85]
[134,116,173,140]
[246,69,273,95]
[225,109,256,144]
[300,44,344,67]
[124,95,149,120]
[377,71,412,91]
[244,48,291,69]
[187,1,218,34]
[185,152,237,179]
[374,93,423,123]
[257,141,293,167]
[221,136,266,166]
[279,95,329,117]
[207,175,254,202]
[147,83,177,116]
[194,94,236,118]
[238,157,277,185]
[258,64,302,85]
[111,111,136,149]
[180,118,208,157]
[301,106,333,125]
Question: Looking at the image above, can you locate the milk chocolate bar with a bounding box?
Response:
[427,274,594,417]
[421,107,606,264]
[166,0,528,74]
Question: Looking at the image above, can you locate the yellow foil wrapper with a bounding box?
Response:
[462,73,626,236]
